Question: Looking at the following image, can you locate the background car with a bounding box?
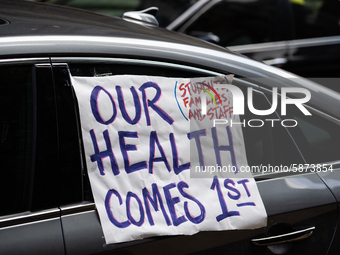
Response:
[167,0,340,90]
[1,0,340,254]
[34,0,340,91]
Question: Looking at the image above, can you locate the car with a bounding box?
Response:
[1,0,340,254]
[167,0,340,91]
[33,0,340,90]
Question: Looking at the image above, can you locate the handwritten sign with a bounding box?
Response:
[71,75,267,244]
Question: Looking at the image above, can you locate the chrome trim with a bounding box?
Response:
[233,77,260,89]
[288,35,340,48]
[254,162,338,182]
[51,58,261,93]
[320,160,340,168]
[0,208,60,228]
[251,226,315,246]
[0,57,50,65]
[0,36,223,56]
[229,35,340,54]
[0,35,297,79]
[229,41,288,53]
[51,57,223,76]
[304,105,340,126]
[60,202,96,216]
[35,63,52,67]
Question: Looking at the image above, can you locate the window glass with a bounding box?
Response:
[184,0,282,47]
[286,105,340,164]
[0,66,33,216]
[240,89,304,171]
[0,64,59,216]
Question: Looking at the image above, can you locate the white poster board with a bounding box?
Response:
[71,75,267,244]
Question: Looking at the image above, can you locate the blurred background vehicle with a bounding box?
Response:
[167,0,340,91]
[34,0,340,91]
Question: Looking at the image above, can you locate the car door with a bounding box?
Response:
[0,59,64,254]
[52,57,337,255]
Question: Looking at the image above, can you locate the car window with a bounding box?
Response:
[0,63,59,217]
[260,87,340,165]
[285,105,340,164]
[0,65,33,216]
[240,88,304,172]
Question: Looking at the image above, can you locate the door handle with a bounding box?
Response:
[251,226,315,246]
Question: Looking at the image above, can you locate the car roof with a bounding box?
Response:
[0,0,232,53]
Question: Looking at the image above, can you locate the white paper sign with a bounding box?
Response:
[71,75,267,244]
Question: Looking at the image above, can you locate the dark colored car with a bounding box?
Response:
[167,0,340,91]
[1,1,340,254]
